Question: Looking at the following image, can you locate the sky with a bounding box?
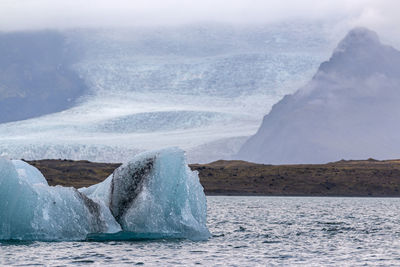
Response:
[0,0,400,46]
[0,0,397,28]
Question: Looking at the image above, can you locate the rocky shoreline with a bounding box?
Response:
[26,158,400,197]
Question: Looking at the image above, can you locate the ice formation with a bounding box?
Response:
[0,148,210,241]
[0,23,330,163]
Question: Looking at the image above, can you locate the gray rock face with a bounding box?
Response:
[237,28,400,164]
[0,30,87,123]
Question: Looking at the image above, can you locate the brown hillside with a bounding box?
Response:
[26,158,400,196]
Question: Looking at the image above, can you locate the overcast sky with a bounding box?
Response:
[1,0,399,41]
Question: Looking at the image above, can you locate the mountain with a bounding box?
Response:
[237,28,400,164]
[0,31,87,123]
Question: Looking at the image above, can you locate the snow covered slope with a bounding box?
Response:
[0,24,331,163]
[237,28,400,164]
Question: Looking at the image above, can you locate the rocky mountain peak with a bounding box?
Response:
[335,27,380,53]
[317,27,400,78]
[237,27,400,164]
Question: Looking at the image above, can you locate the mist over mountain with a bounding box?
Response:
[0,31,87,123]
[237,28,400,164]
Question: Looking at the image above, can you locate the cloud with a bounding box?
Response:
[1,0,400,47]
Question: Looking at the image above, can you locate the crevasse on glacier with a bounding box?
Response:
[0,148,210,241]
[0,24,330,164]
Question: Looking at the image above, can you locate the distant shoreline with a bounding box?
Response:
[205,193,400,198]
[26,158,400,197]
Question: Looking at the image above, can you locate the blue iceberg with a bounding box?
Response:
[0,148,210,241]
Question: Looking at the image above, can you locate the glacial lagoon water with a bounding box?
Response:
[2,196,400,266]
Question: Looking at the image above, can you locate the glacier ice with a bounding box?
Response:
[0,24,331,164]
[11,160,48,186]
[0,158,119,241]
[0,148,210,241]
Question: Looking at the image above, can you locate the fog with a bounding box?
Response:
[0,1,397,29]
[1,1,400,48]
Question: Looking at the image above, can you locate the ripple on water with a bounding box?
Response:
[2,197,400,266]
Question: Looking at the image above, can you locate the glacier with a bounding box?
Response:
[0,23,333,163]
[0,148,210,241]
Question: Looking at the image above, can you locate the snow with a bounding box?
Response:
[0,148,210,241]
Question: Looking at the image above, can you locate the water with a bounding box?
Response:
[2,196,400,266]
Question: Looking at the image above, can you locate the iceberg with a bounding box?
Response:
[0,148,210,241]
